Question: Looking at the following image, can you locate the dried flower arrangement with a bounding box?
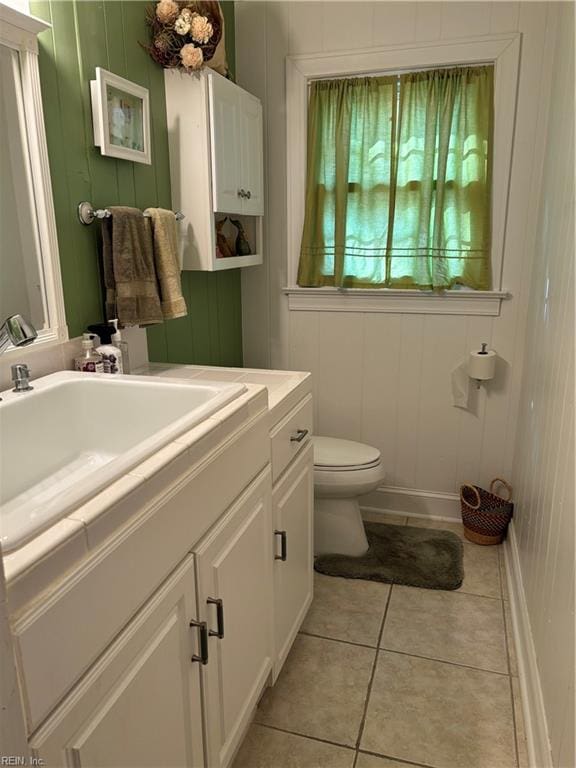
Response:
[143,0,223,72]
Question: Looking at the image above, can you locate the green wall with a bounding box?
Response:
[32,0,243,367]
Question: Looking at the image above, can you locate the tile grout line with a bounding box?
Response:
[254,723,432,768]
[378,646,511,677]
[299,630,379,651]
[357,747,435,768]
[254,721,356,753]
[352,584,394,766]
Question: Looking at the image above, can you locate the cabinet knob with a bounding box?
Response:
[245,190,252,199]
[290,428,309,443]
[274,530,287,561]
[238,188,246,198]
[190,619,209,665]
[207,597,225,639]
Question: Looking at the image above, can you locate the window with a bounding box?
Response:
[297,65,494,292]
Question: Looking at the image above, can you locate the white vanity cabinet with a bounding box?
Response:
[268,393,314,680]
[164,69,263,271]
[272,443,314,679]
[29,555,206,768]
[7,372,315,768]
[195,469,273,768]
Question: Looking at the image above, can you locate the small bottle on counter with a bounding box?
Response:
[75,333,104,373]
[110,319,131,374]
[87,323,124,374]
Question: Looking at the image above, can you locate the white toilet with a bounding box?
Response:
[313,436,385,557]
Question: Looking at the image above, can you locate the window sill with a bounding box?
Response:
[283,287,511,316]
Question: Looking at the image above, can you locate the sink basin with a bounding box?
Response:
[0,371,246,553]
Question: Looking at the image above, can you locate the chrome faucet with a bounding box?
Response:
[11,364,33,392]
[0,314,38,400]
[0,314,38,354]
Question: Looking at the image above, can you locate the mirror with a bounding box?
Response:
[0,45,46,328]
[0,4,67,347]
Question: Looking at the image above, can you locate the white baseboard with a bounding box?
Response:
[360,484,461,521]
[503,521,552,768]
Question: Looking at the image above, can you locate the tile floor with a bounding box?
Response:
[234,515,528,768]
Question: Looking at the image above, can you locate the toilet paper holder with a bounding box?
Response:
[469,342,497,389]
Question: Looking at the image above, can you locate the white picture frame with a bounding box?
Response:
[90,67,151,165]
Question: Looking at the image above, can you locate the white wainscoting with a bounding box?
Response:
[236,1,558,514]
[507,4,575,766]
[504,523,555,768]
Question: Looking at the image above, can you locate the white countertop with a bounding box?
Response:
[134,363,312,425]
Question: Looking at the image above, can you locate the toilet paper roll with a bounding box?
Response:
[468,349,496,381]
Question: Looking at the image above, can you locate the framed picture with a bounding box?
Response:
[90,67,151,165]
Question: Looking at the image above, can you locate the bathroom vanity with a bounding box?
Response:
[2,366,313,768]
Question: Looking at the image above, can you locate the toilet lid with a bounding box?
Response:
[313,437,381,470]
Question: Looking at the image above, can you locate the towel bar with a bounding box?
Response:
[77,201,185,226]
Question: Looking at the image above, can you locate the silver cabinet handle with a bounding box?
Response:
[190,619,209,664]
[207,597,224,639]
[274,530,287,561]
[290,428,309,443]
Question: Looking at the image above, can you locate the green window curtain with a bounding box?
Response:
[297,66,494,290]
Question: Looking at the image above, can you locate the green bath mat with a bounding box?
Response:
[314,522,464,590]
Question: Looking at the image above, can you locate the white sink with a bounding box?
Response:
[0,371,246,553]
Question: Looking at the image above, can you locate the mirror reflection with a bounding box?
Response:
[0,44,47,330]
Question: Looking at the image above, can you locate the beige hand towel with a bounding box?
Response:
[102,206,163,326]
[144,208,188,320]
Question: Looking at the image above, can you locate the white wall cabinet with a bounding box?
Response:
[29,556,205,768]
[194,469,273,768]
[272,443,314,680]
[165,69,263,271]
[209,73,263,217]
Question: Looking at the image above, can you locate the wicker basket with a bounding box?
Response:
[460,478,514,545]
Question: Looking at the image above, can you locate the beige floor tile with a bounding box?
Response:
[356,752,425,768]
[362,511,408,526]
[406,517,466,541]
[504,599,518,676]
[512,677,529,768]
[232,724,354,768]
[381,586,508,673]
[255,635,375,747]
[458,542,502,598]
[301,573,390,646]
[361,651,516,768]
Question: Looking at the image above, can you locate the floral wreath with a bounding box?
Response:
[144,0,222,71]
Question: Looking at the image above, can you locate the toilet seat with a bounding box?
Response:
[313,436,381,472]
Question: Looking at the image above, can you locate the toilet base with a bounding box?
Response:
[314,498,369,557]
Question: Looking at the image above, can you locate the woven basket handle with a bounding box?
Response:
[490,478,513,501]
[460,484,481,509]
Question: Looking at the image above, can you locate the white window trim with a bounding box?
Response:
[285,34,521,316]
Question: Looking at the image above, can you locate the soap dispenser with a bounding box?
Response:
[110,319,131,374]
[75,333,104,373]
[87,323,123,374]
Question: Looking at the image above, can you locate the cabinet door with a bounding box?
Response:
[239,91,264,216]
[31,556,205,768]
[272,443,314,680]
[209,73,243,214]
[195,469,273,768]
